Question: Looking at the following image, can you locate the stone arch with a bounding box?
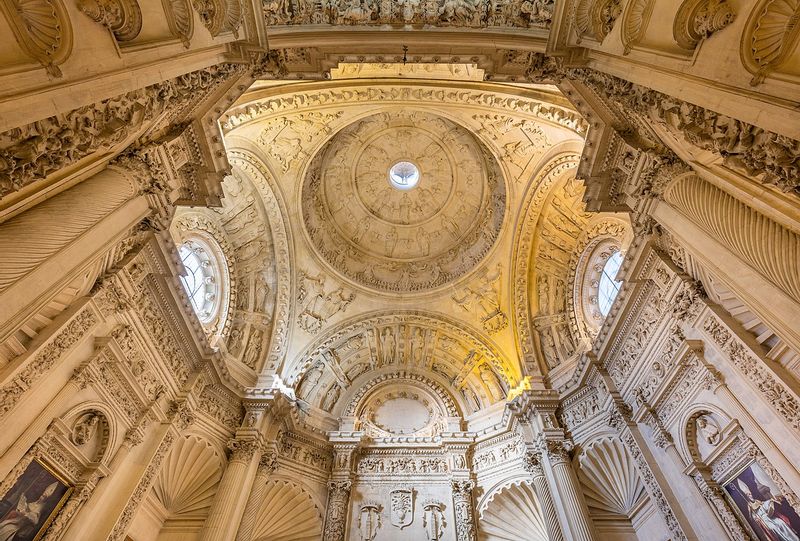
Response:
[222,148,294,376]
[511,151,582,375]
[286,310,517,415]
[60,401,118,466]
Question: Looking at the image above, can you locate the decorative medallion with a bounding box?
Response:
[302,111,506,293]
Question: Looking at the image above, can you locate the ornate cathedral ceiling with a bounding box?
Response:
[211,68,618,428]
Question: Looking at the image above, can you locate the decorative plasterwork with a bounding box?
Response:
[741,0,800,85]
[251,480,323,540]
[0,63,246,199]
[262,0,554,28]
[574,0,623,43]
[673,0,735,50]
[577,436,646,515]
[0,0,73,76]
[162,0,193,45]
[301,111,506,294]
[287,311,515,415]
[620,0,655,54]
[221,85,587,140]
[77,0,143,42]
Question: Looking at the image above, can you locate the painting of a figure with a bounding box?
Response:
[0,460,71,541]
[724,462,800,541]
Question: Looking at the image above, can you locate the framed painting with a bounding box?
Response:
[0,459,72,541]
[723,461,800,541]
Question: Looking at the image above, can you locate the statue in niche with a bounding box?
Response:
[696,415,721,445]
[479,364,505,402]
[410,328,426,365]
[321,384,342,412]
[297,361,324,399]
[253,273,270,312]
[423,501,446,541]
[72,412,100,446]
[461,386,481,411]
[352,216,370,243]
[380,328,396,364]
[384,229,398,257]
[416,229,431,256]
[358,502,381,541]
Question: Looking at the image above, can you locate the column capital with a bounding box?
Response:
[227,437,261,464]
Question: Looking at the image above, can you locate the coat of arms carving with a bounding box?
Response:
[390,488,414,529]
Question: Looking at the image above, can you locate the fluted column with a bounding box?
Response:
[200,437,262,541]
[451,480,477,541]
[322,480,352,541]
[540,440,598,541]
[234,449,277,541]
[523,451,564,541]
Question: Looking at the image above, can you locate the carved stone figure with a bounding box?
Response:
[423,501,446,540]
[479,364,505,402]
[358,502,382,540]
[72,412,100,446]
[297,361,324,399]
[381,328,396,365]
[410,328,426,365]
[696,415,721,445]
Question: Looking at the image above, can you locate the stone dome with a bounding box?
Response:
[301,110,506,293]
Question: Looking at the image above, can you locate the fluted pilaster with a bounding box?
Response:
[523,451,565,541]
[234,450,277,541]
[200,437,261,541]
[540,440,597,541]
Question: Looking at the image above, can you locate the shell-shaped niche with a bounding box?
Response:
[152,435,223,518]
[577,437,646,515]
[478,481,549,541]
[252,480,323,541]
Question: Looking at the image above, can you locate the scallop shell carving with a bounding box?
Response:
[0,0,73,76]
[620,0,654,54]
[743,0,800,84]
[151,435,223,518]
[478,481,549,541]
[577,437,646,515]
[251,480,323,541]
[162,0,193,46]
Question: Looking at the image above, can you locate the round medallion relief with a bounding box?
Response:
[302,111,506,293]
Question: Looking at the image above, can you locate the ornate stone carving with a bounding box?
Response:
[358,502,382,540]
[0,63,246,196]
[452,265,508,334]
[673,0,734,49]
[702,314,800,435]
[323,480,352,541]
[71,412,101,446]
[574,0,623,42]
[423,500,446,540]
[620,0,654,54]
[742,0,800,85]
[665,175,800,300]
[301,111,506,293]
[569,68,800,193]
[262,0,553,28]
[0,0,73,77]
[162,0,193,45]
[0,308,96,420]
[390,488,414,529]
[451,480,477,541]
[296,270,355,334]
[77,0,142,41]
[227,437,260,463]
